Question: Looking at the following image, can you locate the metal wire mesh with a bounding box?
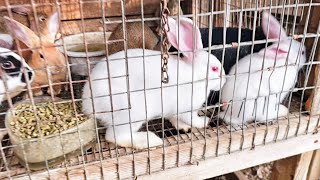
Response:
[0,0,319,179]
[0,94,313,178]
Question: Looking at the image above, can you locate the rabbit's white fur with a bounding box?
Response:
[219,12,306,125]
[0,47,34,103]
[82,17,226,149]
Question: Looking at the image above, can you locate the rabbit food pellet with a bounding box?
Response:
[9,101,89,139]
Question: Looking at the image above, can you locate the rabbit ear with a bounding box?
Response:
[11,7,37,32]
[4,16,39,48]
[0,34,13,49]
[46,12,60,42]
[11,6,32,15]
[262,11,287,40]
[260,43,288,59]
[166,17,203,61]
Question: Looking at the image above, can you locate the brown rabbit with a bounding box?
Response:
[0,7,52,38]
[154,0,183,36]
[107,22,160,55]
[4,12,67,96]
[106,0,183,56]
[0,8,29,34]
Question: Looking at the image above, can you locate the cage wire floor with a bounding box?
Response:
[0,75,318,179]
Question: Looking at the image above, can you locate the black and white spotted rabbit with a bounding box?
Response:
[0,47,34,103]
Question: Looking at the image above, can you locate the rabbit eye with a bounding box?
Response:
[39,16,46,22]
[1,61,15,69]
[211,66,219,72]
[40,54,44,59]
[302,51,305,55]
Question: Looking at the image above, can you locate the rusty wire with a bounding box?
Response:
[160,0,170,84]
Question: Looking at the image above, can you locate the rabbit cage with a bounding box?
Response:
[0,0,319,179]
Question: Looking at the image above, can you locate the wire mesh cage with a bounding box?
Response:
[0,0,319,179]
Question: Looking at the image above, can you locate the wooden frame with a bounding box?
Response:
[1,114,319,179]
[0,0,320,179]
[307,150,320,179]
[0,0,162,20]
[271,2,320,179]
[305,0,320,115]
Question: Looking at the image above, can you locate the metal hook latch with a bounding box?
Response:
[161,65,169,83]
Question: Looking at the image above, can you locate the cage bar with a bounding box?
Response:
[0,0,319,179]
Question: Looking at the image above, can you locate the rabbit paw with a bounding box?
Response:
[256,104,289,124]
[169,118,192,132]
[223,117,244,126]
[105,130,163,150]
[221,101,228,111]
[47,85,62,95]
[277,105,289,117]
[265,104,288,121]
[169,112,210,131]
[33,88,43,96]
[219,111,245,125]
[23,89,43,99]
[132,132,163,149]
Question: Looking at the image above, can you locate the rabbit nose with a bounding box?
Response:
[28,71,33,80]
[49,66,61,74]
[20,71,34,83]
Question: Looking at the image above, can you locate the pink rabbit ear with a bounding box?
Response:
[0,34,13,50]
[260,43,288,59]
[4,16,39,48]
[11,6,32,15]
[166,17,203,61]
[47,12,60,42]
[262,11,287,40]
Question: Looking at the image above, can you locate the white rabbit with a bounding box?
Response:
[218,11,306,125]
[82,17,226,149]
[0,47,34,103]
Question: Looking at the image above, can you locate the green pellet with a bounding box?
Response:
[10,101,89,138]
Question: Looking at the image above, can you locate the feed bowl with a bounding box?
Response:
[5,96,96,170]
[55,32,111,76]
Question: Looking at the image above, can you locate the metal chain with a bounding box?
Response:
[161,0,170,83]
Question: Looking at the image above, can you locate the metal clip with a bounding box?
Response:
[161,66,169,83]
